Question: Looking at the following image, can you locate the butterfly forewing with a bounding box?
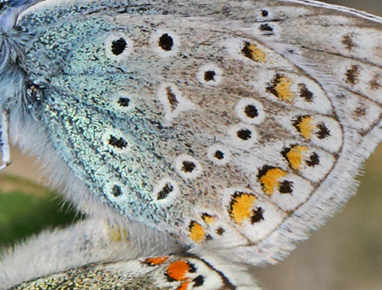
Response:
[1,0,381,267]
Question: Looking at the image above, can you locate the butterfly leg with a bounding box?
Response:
[0,110,11,171]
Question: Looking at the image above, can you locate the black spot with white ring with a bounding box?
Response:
[237,129,252,141]
[175,155,203,179]
[182,161,196,173]
[214,150,224,160]
[158,33,174,51]
[118,97,130,107]
[151,30,179,57]
[235,98,265,125]
[111,38,127,55]
[244,105,258,118]
[156,182,174,200]
[204,70,216,82]
[207,145,231,165]
[153,179,179,205]
[228,124,258,149]
[109,135,128,149]
[111,185,123,197]
[105,34,133,61]
[197,64,223,86]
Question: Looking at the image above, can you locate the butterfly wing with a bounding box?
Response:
[0,219,256,290]
[4,0,382,266]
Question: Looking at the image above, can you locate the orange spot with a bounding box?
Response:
[297,116,315,140]
[202,213,216,226]
[275,76,295,101]
[260,168,288,195]
[167,261,190,281]
[189,221,205,243]
[177,281,190,290]
[229,193,257,224]
[144,256,169,266]
[243,42,266,62]
[286,145,307,170]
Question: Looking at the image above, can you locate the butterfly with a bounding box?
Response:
[1,0,382,288]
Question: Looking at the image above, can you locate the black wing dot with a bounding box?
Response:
[279,180,293,194]
[157,183,174,200]
[204,70,216,82]
[117,97,130,107]
[259,24,274,33]
[251,207,264,224]
[244,104,259,118]
[158,33,174,51]
[111,185,123,197]
[182,161,196,173]
[216,227,225,236]
[193,275,205,287]
[261,9,269,17]
[306,152,320,167]
[109,135,128,149]
[346,65,360,85]
[166,86,179,110]
[111,38,127,55]
[316,123,331,139]
[298,84,314,102]
[237,129,252,140]
[214,150,225,160]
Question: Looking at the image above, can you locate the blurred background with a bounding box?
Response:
[1,1,382,289]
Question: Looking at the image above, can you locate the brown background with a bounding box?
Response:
[1,1,382,289]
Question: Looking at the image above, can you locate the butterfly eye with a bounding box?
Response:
[197,64,223,86]
[235,98,265,125]
[105,34,133,61]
